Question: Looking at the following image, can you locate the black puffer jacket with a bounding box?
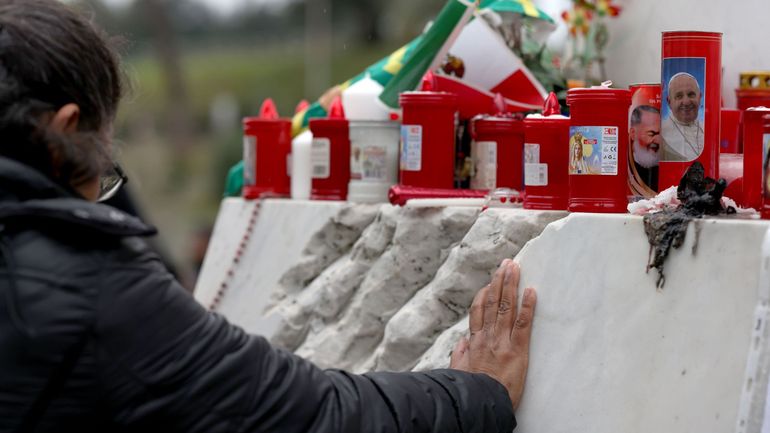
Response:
[0,157,516,432]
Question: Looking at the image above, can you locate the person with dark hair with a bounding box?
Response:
[0,1,537,432]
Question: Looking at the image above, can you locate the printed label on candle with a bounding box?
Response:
[763,133,770,199]
[628,87,661,196]
[524,143,548,186]
[400,124,423,171]
[362,145,387,180]
[471,141,497,190]
[601,127,619,175]
[568,126,619,175]
[525,164,548,186]
[660,57,706,163]
[243,135,256,186]
[311,137,330,179]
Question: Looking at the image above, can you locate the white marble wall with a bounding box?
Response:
[194,198,346,336]
[607,0,770,108]
[534,0,770,108]
[196,198,770,431]
[514,214,770,432]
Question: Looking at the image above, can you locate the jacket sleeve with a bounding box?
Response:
[94,247,515,433]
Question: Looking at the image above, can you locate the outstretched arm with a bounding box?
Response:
[94,254,526,432]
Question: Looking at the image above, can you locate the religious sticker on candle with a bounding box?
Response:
[628,84,661,197]
[568,126,619,175]
[660,58,706,162]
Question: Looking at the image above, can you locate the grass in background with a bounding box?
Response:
[119,42,396,129]
[113,42,397,285]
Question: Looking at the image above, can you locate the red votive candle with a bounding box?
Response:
[737,89,770,112]
[720,109,741,154]
[243,99,292,199]
[398,91,458,189]
[764,118,770,219]
[658,31,722,190]
[309,97,350,200]
[566,86,632,213]
[522,93,570,210]
[470,116,524,191]
[743,107,770,212]
[627,83,662,197]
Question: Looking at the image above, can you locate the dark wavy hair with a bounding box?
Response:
[0,0,123,190]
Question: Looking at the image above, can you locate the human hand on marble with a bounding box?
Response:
[449,259,537,411]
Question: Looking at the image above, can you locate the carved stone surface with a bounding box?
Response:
[197,198,770,431]
[294,206,480,370]
[365,209,565,373]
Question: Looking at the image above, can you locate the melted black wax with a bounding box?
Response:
[643,162,734,289]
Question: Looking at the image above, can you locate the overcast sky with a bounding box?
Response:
[100,0,567,19]
[101,0,290,15]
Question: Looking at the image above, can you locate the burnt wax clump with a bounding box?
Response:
[643,162,732,289]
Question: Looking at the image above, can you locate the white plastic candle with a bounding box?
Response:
[291,130,313,200]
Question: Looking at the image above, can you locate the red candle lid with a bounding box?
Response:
[259,98,279,119]
[737,88,770,97]
[421,71,436,92]
[327,96,345,119]
[542,92,561,116]
[744,107,770,125]
[567,85,631,104]
[493,92,507,115]
[474,116,524,135]
[662,30,722,40]
[399,91,458,107]
[295,99,310,114]
[524,92,568,127]
[244,98,290,129]
[309,95,349,130]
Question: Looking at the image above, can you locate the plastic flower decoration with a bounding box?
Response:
[561,5,593,36]
[595,0,621,17]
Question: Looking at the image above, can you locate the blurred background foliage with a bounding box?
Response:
[66,0,451,287]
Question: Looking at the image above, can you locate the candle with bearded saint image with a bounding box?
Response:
[628,84,662,198]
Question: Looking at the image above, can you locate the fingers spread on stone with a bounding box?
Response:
[483,259,510,331]
[512,287,537,348]
[469,284,489,336]
[496,261,520,337]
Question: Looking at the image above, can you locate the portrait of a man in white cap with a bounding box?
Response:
[661,72,705,162]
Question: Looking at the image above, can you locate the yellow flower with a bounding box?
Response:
[595,0,621,17]
[561,5,593,36]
